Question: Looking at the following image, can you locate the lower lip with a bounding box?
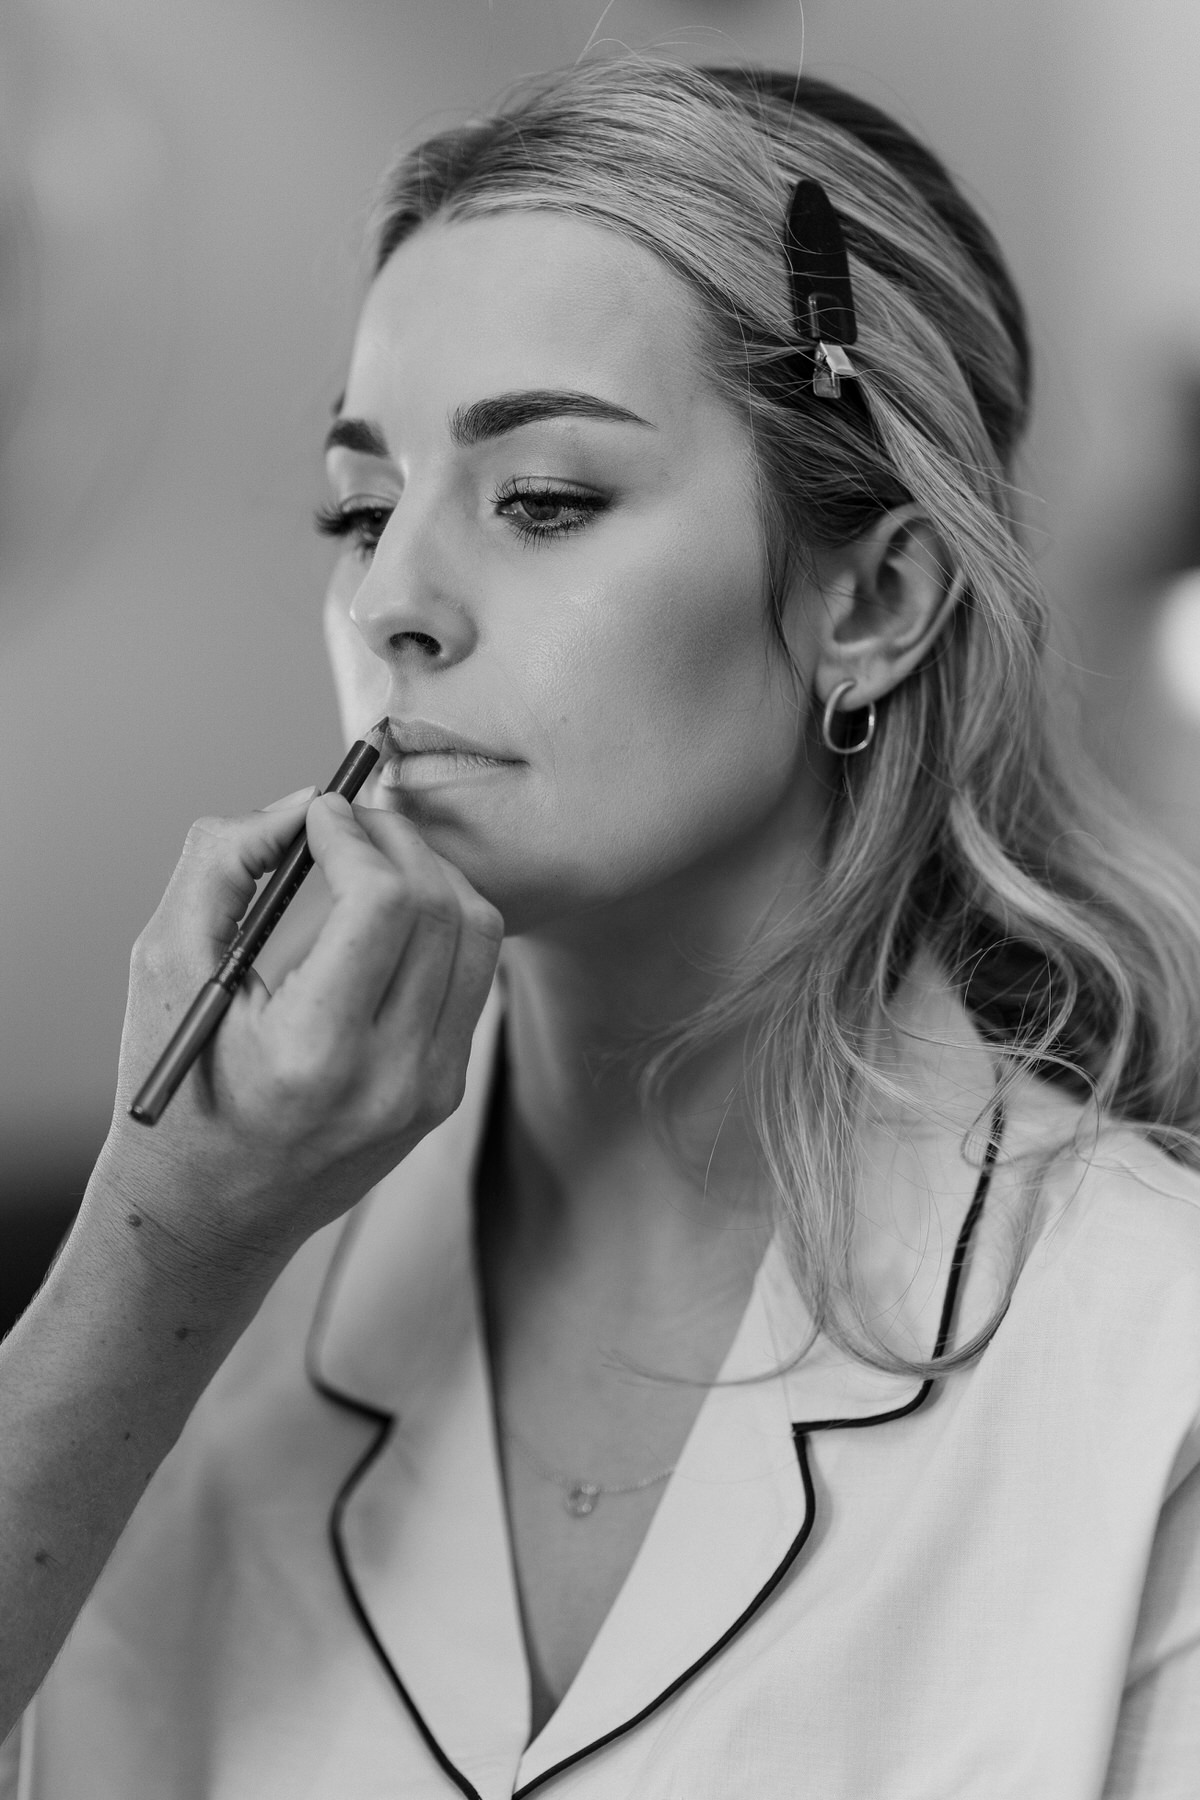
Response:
[378,752,517,790]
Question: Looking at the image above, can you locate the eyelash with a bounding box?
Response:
[491,480,608,548]
[313,483,607,560]
[313,502,392,561]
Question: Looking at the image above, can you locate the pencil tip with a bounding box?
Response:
[365,716,390,753]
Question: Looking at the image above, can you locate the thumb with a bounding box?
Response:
[263,785,320,814]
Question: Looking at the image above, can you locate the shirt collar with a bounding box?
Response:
[309,972,507,1422]
[305,975,992,1793]
[309,973,944,1430]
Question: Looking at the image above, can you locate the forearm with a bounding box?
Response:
[0,1165,285,1737]
[0,787,501,1738]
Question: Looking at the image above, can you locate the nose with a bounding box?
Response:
[348,498,477,671]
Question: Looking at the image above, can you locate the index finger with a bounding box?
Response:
[155,790,322,960]
[270,793,425,1027]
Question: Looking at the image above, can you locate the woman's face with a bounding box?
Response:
[323,210,826,935]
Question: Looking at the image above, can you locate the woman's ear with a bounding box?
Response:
[807,506,960,711]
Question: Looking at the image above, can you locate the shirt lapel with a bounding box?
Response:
[306,971,993,1799]
[308,978,531,1800]
[513,1234,916,1792]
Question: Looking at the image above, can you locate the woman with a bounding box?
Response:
[2,58,1199,1797]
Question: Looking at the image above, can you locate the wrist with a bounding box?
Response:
[80,1135,293,1322]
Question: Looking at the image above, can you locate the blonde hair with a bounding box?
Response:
[370,59,1200,1375]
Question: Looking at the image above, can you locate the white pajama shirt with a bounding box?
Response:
[6,979,1200,1797]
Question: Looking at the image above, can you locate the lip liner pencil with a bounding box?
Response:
[129,717,390,1127]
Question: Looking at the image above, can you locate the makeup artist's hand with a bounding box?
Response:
[92,788,505,1281]
[0,786,504,1737]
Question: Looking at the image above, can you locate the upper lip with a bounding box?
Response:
[385,719,514,760]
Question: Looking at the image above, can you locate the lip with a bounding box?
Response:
[384,718,516,760]
[378,750,515,791]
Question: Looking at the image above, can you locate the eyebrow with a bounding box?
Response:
[323,389,653,459]
[448,389,653,444]
[324,416,389,457]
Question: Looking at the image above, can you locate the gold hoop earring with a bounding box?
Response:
[821,679,877,755]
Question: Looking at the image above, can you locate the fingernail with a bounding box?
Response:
[264,785,319,812]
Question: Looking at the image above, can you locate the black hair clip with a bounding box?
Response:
[783,179,859,399]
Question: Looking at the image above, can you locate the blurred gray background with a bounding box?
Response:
[3,0,1200,1322]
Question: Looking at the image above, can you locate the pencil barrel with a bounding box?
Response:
[128,980,235,1126]
[227,835,313,967]
[225,735,377,966]
[126,725,384,1126]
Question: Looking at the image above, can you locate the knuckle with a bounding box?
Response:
[441,1065,469,1114]
[425,1042,468,1113]
[404,1071,463,1131]
[419,889,460,932]
[266,1037,331,1099]
[435,1067,469,1121]
[365,1081,426,1139]
[362,872,413,923]
[373,867,458,931]
[458,929,503,985]
[394,1043,462,1121]
[130,924,171,981]
[181,816,226,858]
[470,900,506,942]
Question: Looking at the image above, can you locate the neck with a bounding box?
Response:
[494,817,819,1280]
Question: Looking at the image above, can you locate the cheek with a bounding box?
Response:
[322,579,388,745]
[520,521,803,866]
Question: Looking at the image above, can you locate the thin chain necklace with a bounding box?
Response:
[502,1418,677,1518]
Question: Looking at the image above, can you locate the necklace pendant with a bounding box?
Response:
[564,1482,600,1517]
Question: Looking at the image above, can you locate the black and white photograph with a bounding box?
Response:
[1,1,1198,1793]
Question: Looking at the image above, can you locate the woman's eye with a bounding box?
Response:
[314,501,394,561]
[315,486,606,560]
[493,483,606,546]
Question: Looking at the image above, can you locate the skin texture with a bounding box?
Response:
[0,778,504,1739]
[325,214,826,938]
[323,212,949,1190]
[319,211,957,1729]
[0,205,958,1751]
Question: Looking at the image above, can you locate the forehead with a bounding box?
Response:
[346,210,710,421]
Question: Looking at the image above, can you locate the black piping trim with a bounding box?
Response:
[797,1099,1005,1438]
[511,1438,819,1797]
[304,1207,486,1800]
[305,1100,1005,1800]
[512,1099,1005,1794]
